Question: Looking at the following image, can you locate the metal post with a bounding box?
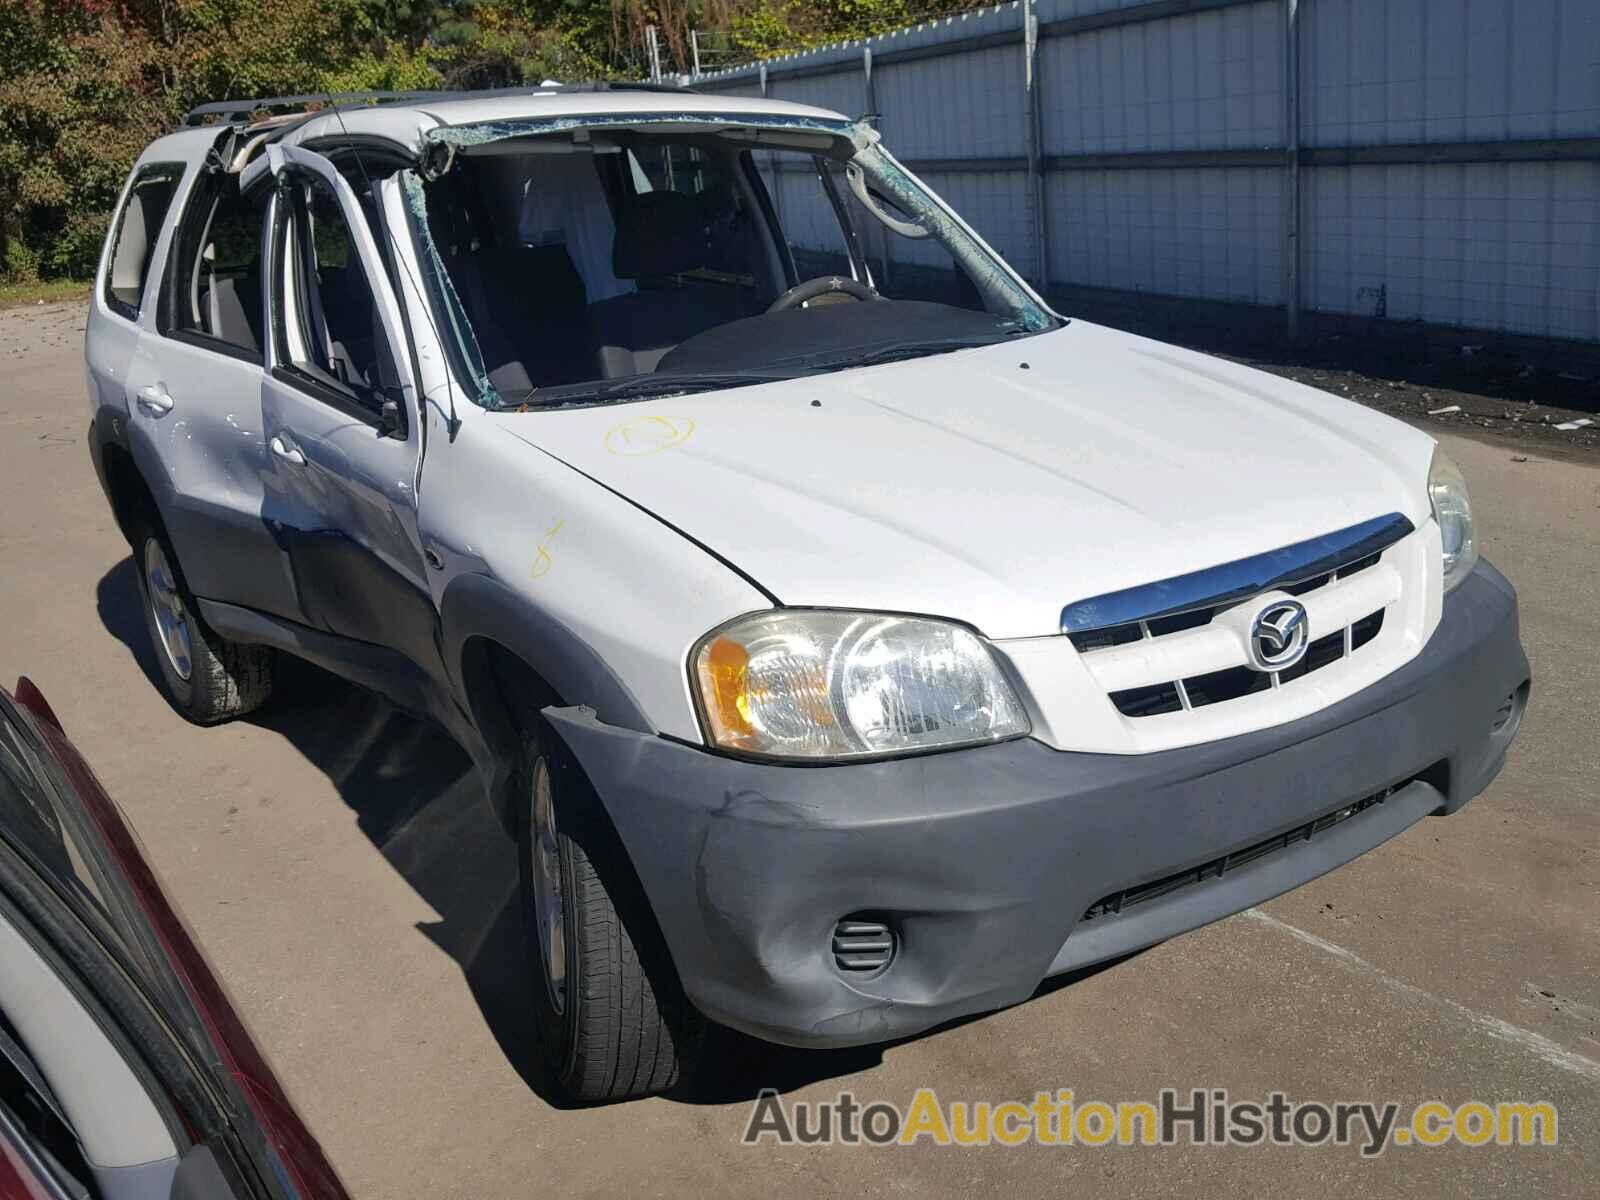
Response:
[1023,0,1049,293]
[1284,0,1301,342]
[646,25,662,84]
[690,30,701,80]
[760,63,785,225]
[861,46,876,119]
[863,46,892,288]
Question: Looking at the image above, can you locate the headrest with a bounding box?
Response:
[611,191,711,279]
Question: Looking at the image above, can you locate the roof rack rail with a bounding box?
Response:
[183,91,439,127]
[181,81,698,127]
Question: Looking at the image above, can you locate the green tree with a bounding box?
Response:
[0,0,998,283]
[0,2,166,278]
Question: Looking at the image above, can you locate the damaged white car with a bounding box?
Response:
[86,84,1529,1102]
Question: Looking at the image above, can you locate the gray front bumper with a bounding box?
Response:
[546,560,1529,1049]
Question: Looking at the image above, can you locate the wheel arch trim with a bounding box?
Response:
[89,411,168,549]
[441,572,655,833]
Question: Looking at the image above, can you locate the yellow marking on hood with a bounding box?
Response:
[604,415,695,457]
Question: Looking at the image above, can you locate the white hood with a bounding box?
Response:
[501,320,1436,640]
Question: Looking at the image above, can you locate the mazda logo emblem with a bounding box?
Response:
[1250,599,1309,670]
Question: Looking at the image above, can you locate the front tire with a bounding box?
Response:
[516,721,701,1102]
[135,525,273,724]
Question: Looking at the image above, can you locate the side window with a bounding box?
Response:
[104,165,183,318]
[827,161,985,313]
[626,143,728,202]
[163,174,270,360]
[271,173,400,420]
[762,157,857,283]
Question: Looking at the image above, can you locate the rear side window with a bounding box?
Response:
[104,165,183,318]
[161,173,270,362]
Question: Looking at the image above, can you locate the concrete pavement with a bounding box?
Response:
[2,302,1595,1197]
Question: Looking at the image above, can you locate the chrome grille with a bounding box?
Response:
[1062,512,1410,639]
[1107,609,1386,718]
[1068,551,1381,656]
[1064,514,1413,721]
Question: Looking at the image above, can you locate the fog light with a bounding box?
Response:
[831,916,895,975]
[1490,685,1527,738]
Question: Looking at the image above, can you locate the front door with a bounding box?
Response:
[253,145,438,671]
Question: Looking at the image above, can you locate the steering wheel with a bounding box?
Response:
[766,275,878,314]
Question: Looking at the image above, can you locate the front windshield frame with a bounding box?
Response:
[405,112,1059,411]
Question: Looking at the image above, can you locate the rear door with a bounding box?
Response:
[87,158,185,429]
[250,146,437,668]
[122,161,304,622]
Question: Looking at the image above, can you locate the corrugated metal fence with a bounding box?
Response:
[692,0,1600,347]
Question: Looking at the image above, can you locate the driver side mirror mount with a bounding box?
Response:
[378,387,407,439]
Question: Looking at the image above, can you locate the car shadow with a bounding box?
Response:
[677,955,1134,1106]
[246,653,915,1108]
[242,652,582,1103]
[96,557,1140,1109]
[97,558,164,694]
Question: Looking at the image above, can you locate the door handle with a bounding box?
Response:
[269,434,306,466]
[136,385,174,417]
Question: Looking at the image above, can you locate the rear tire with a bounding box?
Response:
[134,524,273,724]
[516,718,702,1102]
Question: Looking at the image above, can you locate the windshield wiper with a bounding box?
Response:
[597,369,799,399]
[494,332,1027,410]
[791,330,1027,373]
[503,369,798,409]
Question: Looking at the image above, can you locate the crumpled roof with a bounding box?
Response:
[275,91,849,157]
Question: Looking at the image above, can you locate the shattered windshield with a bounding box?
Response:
[403,117,1056,409]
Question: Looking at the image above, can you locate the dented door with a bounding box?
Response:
[252,145,440,672]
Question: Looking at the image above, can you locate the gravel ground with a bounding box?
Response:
[1243,354,1600,457]
[0,301,89,356]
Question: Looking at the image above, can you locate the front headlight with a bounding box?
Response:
[692,611,1030,760]
[1429,449,1478,592]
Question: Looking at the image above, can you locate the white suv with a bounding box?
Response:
[86,84,1529,1102]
